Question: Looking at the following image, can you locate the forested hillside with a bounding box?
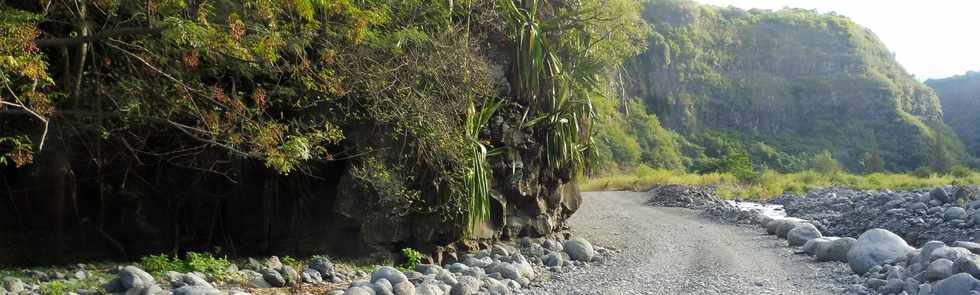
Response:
[0,0,648,264]
[598,0,967,174]
[928,71,980,164]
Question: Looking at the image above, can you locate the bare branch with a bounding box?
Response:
[34,27,164,48]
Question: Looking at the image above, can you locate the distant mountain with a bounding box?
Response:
[621,0,965,172]
[928,71,980,161]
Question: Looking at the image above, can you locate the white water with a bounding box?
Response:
[726,200,787,219]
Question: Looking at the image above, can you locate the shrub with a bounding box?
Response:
[400,248,424,271]
[949,165,973,178]
[184,252,231,280]
[812,150,841,175]
[139,254,182,274]
[912,167,934,178]
[138,252,231,281]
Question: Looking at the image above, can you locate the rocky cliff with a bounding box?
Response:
[624,0,965,172]
[928,71,980,164]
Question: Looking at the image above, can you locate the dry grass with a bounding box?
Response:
[582,167,980,200]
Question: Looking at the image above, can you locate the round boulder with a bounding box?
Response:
[802,237,836,255]
[563,238,595,262]
[787,223,822,246]
[775,218,808,239]
[847,229,914,274]
[371,266,408,285]
[817,237,857,262]
[933,273,979,295]
[927,258,955,281]
[945,207,967,221]
[932,187,952,204]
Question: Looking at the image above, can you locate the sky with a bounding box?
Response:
[692,0,980,80]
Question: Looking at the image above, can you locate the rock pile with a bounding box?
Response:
[645,184,771,224]
[0,237,612,295]
[779,186,980,245]
[327,237,615,295]
[724,187,980,294]
[646,184,727,209]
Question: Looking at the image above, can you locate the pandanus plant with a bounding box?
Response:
[464,98,504,234]
[502,0,597,176]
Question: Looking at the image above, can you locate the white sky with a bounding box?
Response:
[692,0,980,80]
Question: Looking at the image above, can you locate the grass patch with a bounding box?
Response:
[138,252,231,281]
[583,167,980,199]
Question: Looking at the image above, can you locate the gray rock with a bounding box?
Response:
[802,237,836,255]
[563,238,595,261]
[787,223,822,246]
[542,239,563,252]
[461,257,491,268]
[953,241,980,254]
[920,241,947,264]
[345,286,378,295]
[280,266,300,286]
[488,280,510,295]
[946,207,968,220]
[239,270,272,288]
[866,278,887,289]
[487,263,521,281]
[302,268,323,284]
[932,188,951,204]
[416,282,443,295]
[310,256,336,276]
[436,270,457,286]
[446,263,468,274]
[917,283,932,295]
[264,256,284,269]
[392,280,416,295]
[450,276,481,295]
[491,245,510,257]
[955,254,980,279]
[544,252,563,267]
[847,229,914,274]
[2,277,25,294]
[172,286,222,295]
[817,237,857,262]
[260,267,286,287]
[933,273,979,295]
[404,271,424,283]
[372,266,408,285]
[373,278,394,295]
[166,272,213,289]
[904,278,920,294]
[881,278,904,294]
[415,264,442,276]
[119,266,157,290]
[775,219,808,239]
[931,246,972,263]
[927,258,955,281]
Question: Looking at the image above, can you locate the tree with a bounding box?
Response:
[865,148,884,173]
[812,150,841,175]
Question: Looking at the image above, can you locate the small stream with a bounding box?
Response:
[726,200,787,219]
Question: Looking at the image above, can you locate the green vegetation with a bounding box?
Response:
[1,0,653,257]
[584,166,980,199]
[399,248,424,272]
[138,252,231,280]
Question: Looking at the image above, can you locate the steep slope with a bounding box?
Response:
[625,0,965,172]
[928,72,980,162]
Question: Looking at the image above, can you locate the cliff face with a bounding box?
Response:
[928,72,980,161]
[626,0,964,171]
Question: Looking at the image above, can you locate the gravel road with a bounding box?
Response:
[528,191,859,294]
